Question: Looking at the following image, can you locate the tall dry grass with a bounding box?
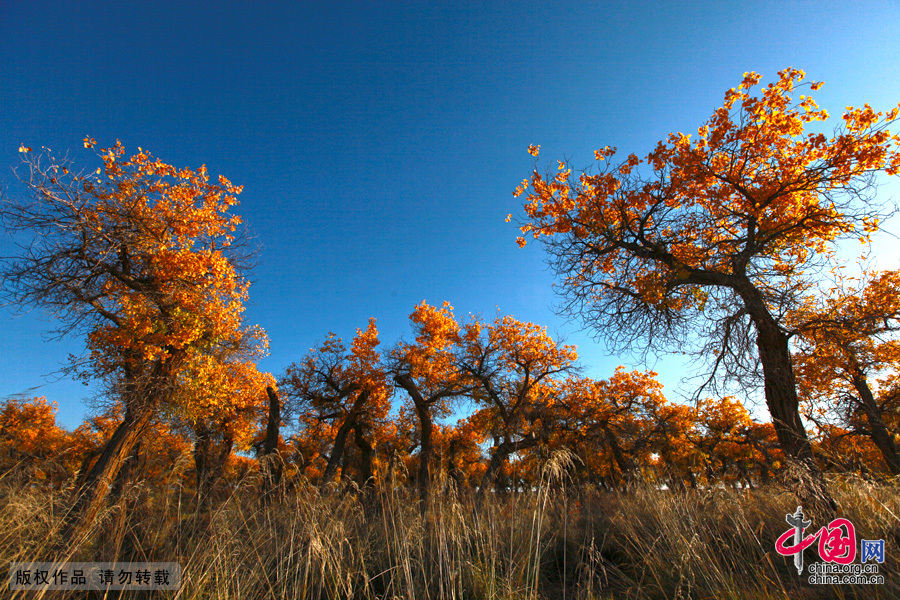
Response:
[1,461,898,599]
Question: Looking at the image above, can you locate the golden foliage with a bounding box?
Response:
[515,68,900,305]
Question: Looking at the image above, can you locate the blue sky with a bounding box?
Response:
[2,1,899,429]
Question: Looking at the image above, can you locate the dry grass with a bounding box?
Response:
[2,466,898,599]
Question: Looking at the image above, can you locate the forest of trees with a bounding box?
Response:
[1,69,899,543]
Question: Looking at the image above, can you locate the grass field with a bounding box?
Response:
[3,460,898,600]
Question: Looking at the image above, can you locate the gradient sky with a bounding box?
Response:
[2,1,899,430]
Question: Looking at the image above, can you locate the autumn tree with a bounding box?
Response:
[0,396,72,487]
[289,414,339,481]
[690,396,765,487]
[435,417,487,491]
[561,369,670,486]
[792,269,900,474]
[809,423,888,474]
[390,301,473,502]
[67,404,194,496]
[644,401,699,489]
[0,140,261,535]
[458,314,578,492]
[879,375,900,442]
[282,318,391,486]
[735,420,783,484]
[173,326,275,508]
[369,410,420,488]
[514,69,900,494]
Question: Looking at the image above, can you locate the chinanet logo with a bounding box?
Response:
[775,506,885,585]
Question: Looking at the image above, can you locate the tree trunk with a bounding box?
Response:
[851,371,900,475]
[193,425,211,502]
[59,403,155,547]
[478,434,540,496]
[394,374,433,505]
[261,385,283,502]
[415,404,434,504]
[322,391,368,484]
[194,425,234,512]
[736,283,811,460]
[735,280,836,514]
[109,437,142,503]
[353,424,375,488]
[603,425,637,479]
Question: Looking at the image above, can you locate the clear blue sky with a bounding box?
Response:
[2,1,899,429]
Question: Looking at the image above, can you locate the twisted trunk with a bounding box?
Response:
[322,391,369,484]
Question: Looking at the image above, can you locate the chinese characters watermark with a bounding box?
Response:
[9,562,181,591]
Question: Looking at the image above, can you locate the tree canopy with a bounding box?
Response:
[1,140,270,533]
[514,68,900,471]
